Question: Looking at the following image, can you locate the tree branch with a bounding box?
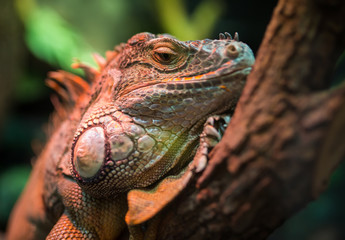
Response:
[158,0,345,239]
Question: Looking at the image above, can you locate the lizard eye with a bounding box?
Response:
[152,46,177,64]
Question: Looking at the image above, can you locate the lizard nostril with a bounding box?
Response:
[227,43,240,58]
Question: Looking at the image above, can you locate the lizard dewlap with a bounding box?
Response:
[7,32,255,240]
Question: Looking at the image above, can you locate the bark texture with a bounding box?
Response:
[158,0,345,239]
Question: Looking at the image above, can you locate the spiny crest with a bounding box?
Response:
[46,43,125,111]
[46,70,90,106]
[218,32,239,41]
[45,44,125,133]
[45,70,91,135]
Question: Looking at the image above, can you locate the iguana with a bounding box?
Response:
[6,32,254,240]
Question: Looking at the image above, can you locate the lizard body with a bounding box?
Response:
[6,32,254,239]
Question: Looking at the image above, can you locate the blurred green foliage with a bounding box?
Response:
[15,73,48,102]
[25,7,95,71]
[0,166,31,224]
[15,0,95,71]
[15,0,223,73]
[155,0,223,40]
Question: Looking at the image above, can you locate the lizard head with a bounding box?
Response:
[71,32,255,197]
[112,32,254,96]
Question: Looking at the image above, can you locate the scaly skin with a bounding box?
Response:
[6,32,254,239]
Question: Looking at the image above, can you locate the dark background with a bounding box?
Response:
[0,0,344,239]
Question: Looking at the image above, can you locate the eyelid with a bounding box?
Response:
[153,46,177,55]
[147,38,189,70]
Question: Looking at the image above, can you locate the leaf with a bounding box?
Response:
[25,7,96,71]
[155,0,223,40]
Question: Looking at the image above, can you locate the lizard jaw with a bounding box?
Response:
[119,66,252,97]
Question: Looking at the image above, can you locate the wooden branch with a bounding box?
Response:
[158,0,345,239]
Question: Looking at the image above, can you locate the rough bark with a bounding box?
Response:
[158,0,345,239]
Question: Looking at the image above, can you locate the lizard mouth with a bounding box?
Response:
[173,66,252,84]
[161,61,251,83]
[120,63,252,96]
